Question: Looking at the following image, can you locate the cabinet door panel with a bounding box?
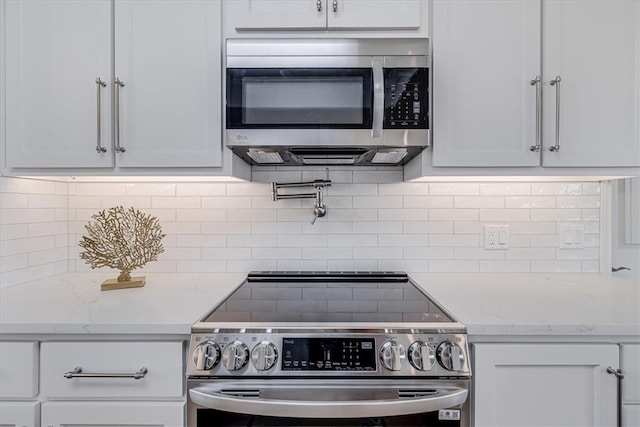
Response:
[542,0,640,167]
[114,0,222,167]
[5,0,113,168]
[432,0,541,167]
[0,342,38,398]
[41,401,184,427]
[473,343,618,427]
[0,402,40,427]
[622,344,640,402]
[329,1,422,30]
[224,0,326,31]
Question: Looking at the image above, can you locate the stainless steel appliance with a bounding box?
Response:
[187,271,471,427]
[225,39,430,166]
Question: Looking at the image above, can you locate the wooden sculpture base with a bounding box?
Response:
[101,276,146,291]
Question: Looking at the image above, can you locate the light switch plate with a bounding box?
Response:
[485,225,509,250]
[559,223,585,249]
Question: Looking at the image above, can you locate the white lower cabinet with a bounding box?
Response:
[0,342,39,427]
[39,341,185,426]
[622,344,640,427]
[473,343,619,427]
[41,401,184,427]
[0,402,40,427]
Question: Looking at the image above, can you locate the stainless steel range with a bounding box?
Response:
[187,271,471,427]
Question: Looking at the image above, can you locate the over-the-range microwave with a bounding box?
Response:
[225,38,430,166]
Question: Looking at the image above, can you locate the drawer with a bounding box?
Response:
[0,402,40,427]
[0,341,38,398]
[623,404,640,427]
[41,341,183,398]
[42,401,184,427]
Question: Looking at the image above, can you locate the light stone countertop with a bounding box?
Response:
[1,272,638,341]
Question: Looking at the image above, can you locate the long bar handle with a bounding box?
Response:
[333,0,338,12]
[607,367,624,427]
[549,75,562,152]
[95,78,108,153]
[64,366,147,380]
[114,77,126,153]
[316,0,322,11]
[529,75,541,152]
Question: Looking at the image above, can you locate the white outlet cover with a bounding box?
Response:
[484,225,509,250]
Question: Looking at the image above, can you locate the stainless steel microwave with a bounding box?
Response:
[225,38,430,166]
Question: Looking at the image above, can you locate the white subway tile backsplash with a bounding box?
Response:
[403,196,453,209]
[479,183,531,196]
[1,176,606,286]
[479,209,530,222]
[505,196,556,209]
[531,182,582,196]
[126,183,176,196]
[430,183,479,196]
[455,196,504,209]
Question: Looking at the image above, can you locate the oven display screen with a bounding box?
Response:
[281,338,376,371]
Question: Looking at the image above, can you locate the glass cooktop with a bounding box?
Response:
[201,271,454,323]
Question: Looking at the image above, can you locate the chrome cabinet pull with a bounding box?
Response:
[333,0,338,12]
[95,78,108,154]
[316,0,322,11]
[549,75,562,152]
[529,75,541,152]
[607,367,624,427]
[114,77,126,153]
[64,366,148,380]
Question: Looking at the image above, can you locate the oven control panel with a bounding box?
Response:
[187,333,470,378]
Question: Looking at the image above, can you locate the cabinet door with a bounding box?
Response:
[223,0,326,31]
[473,343,619,427]
[431,0,541,167]
[542,0,640,167]
[622,344,640,403]
[0,402,40,427]
[41,401,184,427]
[5,0,113,168]
[114,0,222,168]
[0,342,38,398]
[328,0,422,31]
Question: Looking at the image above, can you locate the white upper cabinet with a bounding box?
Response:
[5,0,113,168]
[431,0,640,168]
[4,0,223,170]
[224,0,424,33]
[431,0,541,167]
[114,0,222,168]
[541,0,640,167]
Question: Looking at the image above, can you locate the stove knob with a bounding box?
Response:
[436,341,465,371]
[192,340,221,371]
[251,341,278,371]
[408,341,435,371]
[222,341,250,371]
[380,340,405,371]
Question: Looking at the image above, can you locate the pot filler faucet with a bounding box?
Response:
[272,179,332,225]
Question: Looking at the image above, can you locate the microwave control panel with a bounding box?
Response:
[384,68,428,129]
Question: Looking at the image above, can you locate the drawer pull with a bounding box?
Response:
[64,366,148,380]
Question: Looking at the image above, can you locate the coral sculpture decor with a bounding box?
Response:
[79,206,165,291]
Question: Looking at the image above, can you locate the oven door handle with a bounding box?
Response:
[189,384,468,419]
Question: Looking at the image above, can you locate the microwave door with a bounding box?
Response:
[371,57,384,139]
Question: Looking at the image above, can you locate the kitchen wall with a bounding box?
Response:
[1,171,602,288]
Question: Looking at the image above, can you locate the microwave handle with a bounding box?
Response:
[371,57,384,139]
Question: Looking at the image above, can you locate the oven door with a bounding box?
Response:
[187,379,470,427]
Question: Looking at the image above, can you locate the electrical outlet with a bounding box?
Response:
[485,225,509,250]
